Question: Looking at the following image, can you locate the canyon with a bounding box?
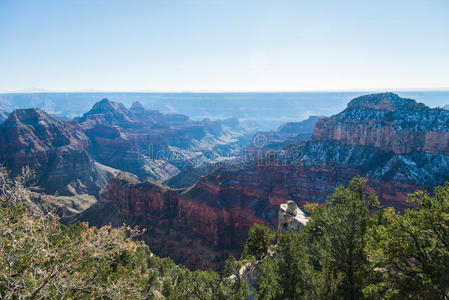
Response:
[0,98,247,186]
[2,92,449,269]
[77,98,248,182]
[66,93,449,270]
[0,98,248,214]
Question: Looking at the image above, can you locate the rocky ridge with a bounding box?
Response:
[0,99,249,213]
[0,109,112,197]
[78,99,247,182]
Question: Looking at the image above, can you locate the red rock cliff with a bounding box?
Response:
[312,93,449,154]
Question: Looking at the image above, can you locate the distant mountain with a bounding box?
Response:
[69,93,449,270]
[0,99,249,199]
[0,92,350,130]
[77,98,248,181]
[246,115,326,158]
[278,115,324,133]
[77,98,137,126]
[1,91,448,131]
[130,100,190,125]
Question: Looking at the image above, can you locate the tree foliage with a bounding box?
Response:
[305,176,380,299]
[366,184,449,299]
[241,224,275,260]
[256,176,377,299]
[254,176,449,300]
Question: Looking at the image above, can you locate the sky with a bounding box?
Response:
[0,0,448,92]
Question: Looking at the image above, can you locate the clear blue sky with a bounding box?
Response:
[0,0,448,92]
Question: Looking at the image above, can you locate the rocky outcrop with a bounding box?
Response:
[0,109,112,196]
[304,93,449,193]
[233,201,309,295]
[277,200,308,239]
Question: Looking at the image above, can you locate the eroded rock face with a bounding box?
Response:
[312,93,449,154]
[70,172,268,270]
[303,93,449,194]
[73,156,417,270]
[0,99,248,199]
[78,99,248,182]
[277,200,308,239]
[75,157,416,270]
[0,109,111,196]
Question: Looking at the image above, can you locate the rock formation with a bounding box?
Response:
[277,200,308,239]
[67,171,274,270]
[77,98,138,127]
[78,99,248,182]
[0,109,112,196]
[0,98,248,196]
[312,93,449,154]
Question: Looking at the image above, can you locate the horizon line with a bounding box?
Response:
[2,87,449,94]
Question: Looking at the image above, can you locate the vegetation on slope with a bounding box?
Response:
[1,166,449,299]
[0,166,249,299]
[247,177,449,299]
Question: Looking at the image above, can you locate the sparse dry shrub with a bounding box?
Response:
[0,166,151,299]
